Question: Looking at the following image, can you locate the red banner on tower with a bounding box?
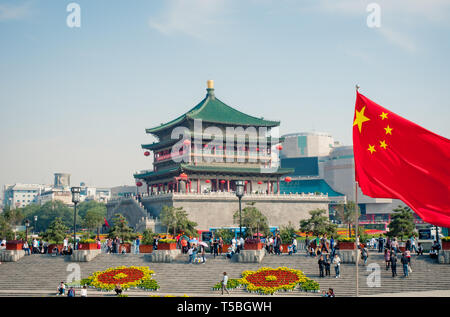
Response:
[353,91,450,227]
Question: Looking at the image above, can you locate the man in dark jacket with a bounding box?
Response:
[390,252,397,277]
[401,253,409,277]
[318,255,325,277]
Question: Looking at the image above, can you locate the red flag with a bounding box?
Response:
[353,91,450,227]
[104,218,110,228]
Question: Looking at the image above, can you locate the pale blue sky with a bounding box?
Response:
[1,0,449,191]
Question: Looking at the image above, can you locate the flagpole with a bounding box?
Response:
[355,181,359,297]
[355,84,360,298]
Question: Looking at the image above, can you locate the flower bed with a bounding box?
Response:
[244,242,263,250]
[82,266,159,291]
[139,245,153,253]
[212,267,320,295]
[158,243,177,250]
[78,243,98,250]
[6,240,23,251]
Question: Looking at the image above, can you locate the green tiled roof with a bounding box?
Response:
[280,179,344,197]
[146,88,280,134]
[134,164,294,179]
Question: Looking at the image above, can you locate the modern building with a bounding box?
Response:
[3,184,48,209]
[279,131,417,229]
[107,81,331,232]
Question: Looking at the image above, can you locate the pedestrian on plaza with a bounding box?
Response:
[318,255,325,277]
[201,245,206,264]
[219,237,224,255]
[361,245,369,265]
[276,234,282,255]
[417,243,424,256]
[80,285,88,297]
[411,236,418,253]
[269,236,274,254]
[333,254,341,278]
[67,287,75,297]
[213,238,219,258]
[324,254,331,277]
[401,253,409,277]
[405,239,411,252]
[405,249,412,272]
[327,288,335,297]
[305,236,310,256]
[188,246,194,263]
[239,236,245,252]
[384,248,391,270]
[292,237,298,254]
[57,282,65,296]
[23,241,30,255]
[378,235,384,253]
[115,284,122,296]
[390,251,397,277]
[210,236,214,254]
[135,237,140,254]
[221,272,230,295]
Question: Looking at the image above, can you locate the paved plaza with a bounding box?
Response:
[1,250,449,297]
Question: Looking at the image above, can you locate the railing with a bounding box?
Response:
[138,191,329,200]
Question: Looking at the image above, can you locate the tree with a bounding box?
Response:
[2,207,25,226]
[108,214,136,242]
[0,216,15,240]
[280,221,297,243]
[160,206,177,235]
[334,201,360,237]
[83,209,104,235]
[387,206,416,239]
[214,228,235,243]
[160,206,198,236]
[233,202,269,238]
[42,217,69,243]
[23,201,73,233]
[141,229,156,245]
[300,209,337,237]
[77,201,106,220]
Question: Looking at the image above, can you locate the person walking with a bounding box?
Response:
[324,254,331,277]
[361,245,369,265]
[115,284,122,296]
[305,236,310,256]
[292,237,298,254]
[135,237,140,254]
[318,255,325,278]
[333,254,341,278]
[411,236,418,253]
[23,241,30,255]
[384,248,391,270]
[401,253,409,277]
[390,251,398,277]
[378,235,384,253]
[213,238,219,258]
[218,237,224,255]
[188,246,194,264]
[57,282,65,296]
[221,272,230,295]
[201,245,206,264]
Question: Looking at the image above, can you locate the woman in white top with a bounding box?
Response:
[332,254,341,278]
[80,285,87,297]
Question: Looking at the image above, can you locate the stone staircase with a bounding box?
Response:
[0,250,449,297]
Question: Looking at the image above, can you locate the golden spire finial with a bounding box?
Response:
[207,80,214,89]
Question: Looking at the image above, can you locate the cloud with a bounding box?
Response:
[0,2,32,21]
[378,27,416,53]
[148,0,228,39]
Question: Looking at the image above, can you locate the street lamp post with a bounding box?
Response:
[71,187,81,250]
[25,219,30,242]
[34,216,38,234]
[235,181,245,239]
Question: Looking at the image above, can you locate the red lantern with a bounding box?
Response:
[136,181,143,187]
[245,181,248,185]
[144,151,150,156]
[276,145,283,151]
[183,139,191,145]
[257,181,263,185]
[205,179,211,183]
[285,176,292,183]
[220,180,226,184]
[179,173,188,179]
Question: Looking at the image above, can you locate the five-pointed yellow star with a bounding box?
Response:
[368,144,376,154]
[384,125,393,135]
[353,106,371,133]
[379,140,388,149]
[380,112,388,120]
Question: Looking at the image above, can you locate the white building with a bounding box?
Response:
[3,184,48,209]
